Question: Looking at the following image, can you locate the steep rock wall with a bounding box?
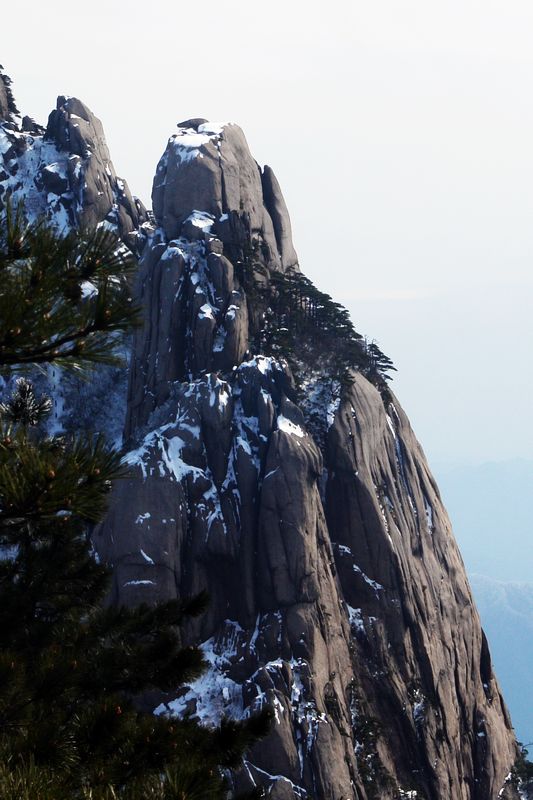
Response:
[94,121,519,799]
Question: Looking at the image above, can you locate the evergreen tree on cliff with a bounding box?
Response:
[0,206,268,799]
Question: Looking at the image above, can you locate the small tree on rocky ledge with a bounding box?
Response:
[243,263,396,393]
[0,206,269,799]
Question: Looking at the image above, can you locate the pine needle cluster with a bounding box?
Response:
[0,203,138,371]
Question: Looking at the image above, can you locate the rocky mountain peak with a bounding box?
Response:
[0,66,524,798]
[0,65,18,123]
[152,119,298,270]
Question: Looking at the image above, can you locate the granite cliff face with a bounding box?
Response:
[0,69,522,799]
[95,123,519,799]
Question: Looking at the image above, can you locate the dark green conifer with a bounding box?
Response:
[245,265,395,392]
[0,203,137,370]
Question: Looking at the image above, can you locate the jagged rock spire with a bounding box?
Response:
[0,65,18,122]
[152,121,298,270]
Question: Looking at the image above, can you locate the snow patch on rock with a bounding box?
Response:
[155,621,245,725]
[277,414,305,438]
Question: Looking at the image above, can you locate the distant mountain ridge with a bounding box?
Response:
[436,460,533,747]
[436,459,533,583]
[469,574,533,746]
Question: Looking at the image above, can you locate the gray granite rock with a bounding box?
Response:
[177,117,209,130]
[95,120,520,799]
[262,165,298,270]
[0,66,18,122]
[151,122,296,272]
[45,95,146,238]
[0,88,147,249]
[0,74,9,121]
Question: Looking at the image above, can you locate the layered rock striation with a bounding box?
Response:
[94,121,519,799]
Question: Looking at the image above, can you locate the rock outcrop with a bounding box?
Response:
[0,80,8,122]
[0,72,146,249]
[93,121,520,799]
[151,120,297,271]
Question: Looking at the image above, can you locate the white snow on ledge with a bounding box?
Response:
[170,131,211,164]
[243,762,308,799]
[169,122,230,166]
[140,549,154,565]
[239,355,277,375]
[347,605,365,635]
[197,121,230,136]
[184,209,215,233]
[352,563,384,593]
[123,579,155,587]
[198,303,216,320]
[277,414,305,438]
[81,280,98,299]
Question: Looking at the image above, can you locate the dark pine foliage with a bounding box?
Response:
[0,203,138,371]
[511,743,533,790]
[225,211,396,400]
[0,207,270,799]
[0,66,19,118]
[236,243,396,394]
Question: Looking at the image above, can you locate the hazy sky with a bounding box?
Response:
[3,0,533,465]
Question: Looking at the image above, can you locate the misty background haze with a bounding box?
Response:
[3,0,531,742]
